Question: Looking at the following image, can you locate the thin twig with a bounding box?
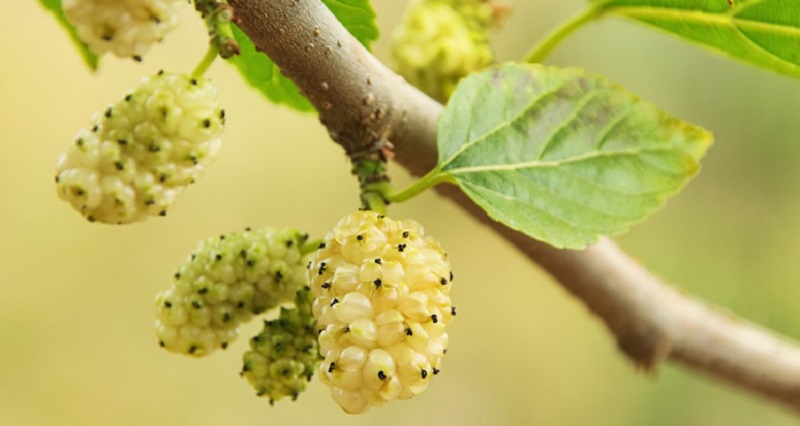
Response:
[229,0,800,413]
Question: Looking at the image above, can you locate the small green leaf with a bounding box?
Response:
[323,0,380,50]
[435,63,712,249]
[228,25,316,112]
[595,0,800,79]
[227,0,378,112]
[38,0,99,70]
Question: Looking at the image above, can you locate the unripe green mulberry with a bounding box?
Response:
[62,0,185,60]
[55,71,224,224]
[241,288,323,404]
[391,0,495,102]
[155,228,309,357]
[309,211,455,414]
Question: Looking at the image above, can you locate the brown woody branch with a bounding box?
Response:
[229,0,800,412]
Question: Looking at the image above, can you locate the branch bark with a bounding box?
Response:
[229,0,800,412]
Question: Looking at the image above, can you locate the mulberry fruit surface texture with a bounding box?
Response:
[55,71,224,224]
[309,211,455,413]
[242,288,322,404]
[62,0,184,59]
[155,228,309,357]
[391,0,494,102]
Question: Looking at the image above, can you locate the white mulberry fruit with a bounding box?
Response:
[55,71,225,224]
[242,288,322,404]
[309,211,456,413]
[391,0,495,102]
[155,228,309,357]
[62,0,184,60]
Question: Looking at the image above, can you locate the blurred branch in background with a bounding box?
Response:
[229,0,800,414]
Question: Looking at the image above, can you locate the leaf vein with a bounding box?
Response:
[447,146,678,174]
[440,79,570,169]
[537,89,602,160]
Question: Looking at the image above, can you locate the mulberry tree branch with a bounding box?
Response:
[229,0,800,413]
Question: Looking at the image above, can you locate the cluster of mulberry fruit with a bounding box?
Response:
[155,228,309,357]
[308,211,456,413]
[62,0,185,60]
[55,70,224,224]
[56,0,462,415]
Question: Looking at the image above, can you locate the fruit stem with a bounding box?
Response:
[523,3,603,64]
[192,45,220,78]
[194,0,241,60]
[350,140,393,213]
[362,191,388,215]
[300,238,325,256]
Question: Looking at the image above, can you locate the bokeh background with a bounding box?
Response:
[3,1,800,425]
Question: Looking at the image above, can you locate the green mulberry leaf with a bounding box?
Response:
[595,0,800,79]
[228,0,379,112]
[433,62,712,249]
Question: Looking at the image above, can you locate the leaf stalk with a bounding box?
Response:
[523,3,604,64]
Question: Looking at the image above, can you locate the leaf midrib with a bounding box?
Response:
[446,146,685,175]
[607,6,800,38]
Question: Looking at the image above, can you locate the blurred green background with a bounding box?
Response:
[2,1,800,425]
